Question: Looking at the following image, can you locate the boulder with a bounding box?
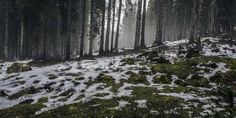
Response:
[7,63,32,74]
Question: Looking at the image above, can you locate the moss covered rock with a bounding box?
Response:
[186,74,209,87]
[121,58,136,65]
[210,70,236,86]
[7,63,32,74]
[152,75,172,84]
[127,71,149,85]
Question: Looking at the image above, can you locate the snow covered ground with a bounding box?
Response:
[0,37,235,117]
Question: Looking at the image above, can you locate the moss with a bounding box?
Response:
[28,60,62,67]
[0,102,45,118]
[210,70,236,86]
[47,74,58,80]
[127,72,149,85]
[173,79,187,86]
[94,93,110,97]
[75,77,85,81]
[8,87,39,100]
[7,63,32,74]
[186,74,209,87]
[121,58,136,65]
[152,75,172,84]
[59,89,76,98]
[38,97,48,103]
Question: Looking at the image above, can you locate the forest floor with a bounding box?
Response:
[0,36,236,117]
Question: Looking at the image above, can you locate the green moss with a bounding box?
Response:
[94,93,110,97]
[8,87,39,100]
[186,74,209,87]
[121,58,136,65]
[152,75,172,84]
[38,97,48,103]
[0,102,45,118]
[127,72,149,85]
[28,60,62,67]
[210,70,236,86]
[7,63,32,74]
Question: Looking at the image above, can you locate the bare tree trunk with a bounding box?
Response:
[66,0,72,59]
[89,0,95,56]
[105,0,112,52]
[4,0,9,60]
[110,0,116,51]
[57,0,62,58]
[99,0,106,55]
[153,0,164,46]
[20,15,24,59]
[115,0,122,52]
[141,0,146,48]
[80,0,87,57]
[134,0,142,49]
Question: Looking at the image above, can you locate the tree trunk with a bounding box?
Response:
[99,0,106,55]
[134,0,142,49]
[4,0,9,60]
[105,0,112,52]
[115,0,122,52]
[153,0,164,46]
[66,0,72,60]
[110,0,116,51]
[80,0,87,57]
[141,0,146,48]
[89,0,95,56]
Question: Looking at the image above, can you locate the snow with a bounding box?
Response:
[135,100,147,108]
[0,37,235,115]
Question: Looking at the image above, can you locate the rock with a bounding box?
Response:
[19,99,34,104]
[200,63,218,69]
[185,49,201,58]
[7,63,32,74]
[121,58,136,65]
[210,70,236,86]
[127,72,149,85]
[173,79,187,86]
[0,90,8,97]
[47,74,58,80]
[186,73,209,87]
[150,56,171,64]
[59,89,76,97]
[152,75,172,84]
[8,87,39,100]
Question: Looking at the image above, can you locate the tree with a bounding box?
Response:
[115,0,122,52]
[105,0,112,52]
[80,0,87,57]
[65,0,72,59]
[4,0,9,60]
[140,0,146,48]
[110,0,116,51]
[99,0,106,55]
[134,0,142,49]
[153,0,164,46]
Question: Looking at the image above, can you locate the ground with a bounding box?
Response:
[0,37,236,118]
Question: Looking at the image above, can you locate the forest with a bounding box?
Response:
[0,0,236,117]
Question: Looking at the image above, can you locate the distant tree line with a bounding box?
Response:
[0,0,235,61]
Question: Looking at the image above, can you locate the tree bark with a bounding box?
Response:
[153,0,164,46]
[110,0,116,51]
[105,0,112,52]
[115,0,122,52]
[141,0,146,48]
[4,0,9,60]
[99,0,106,55]
[134,0,142,49]
[89,0,95,56]
[80,0,87,57]
[66,0,72,59]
